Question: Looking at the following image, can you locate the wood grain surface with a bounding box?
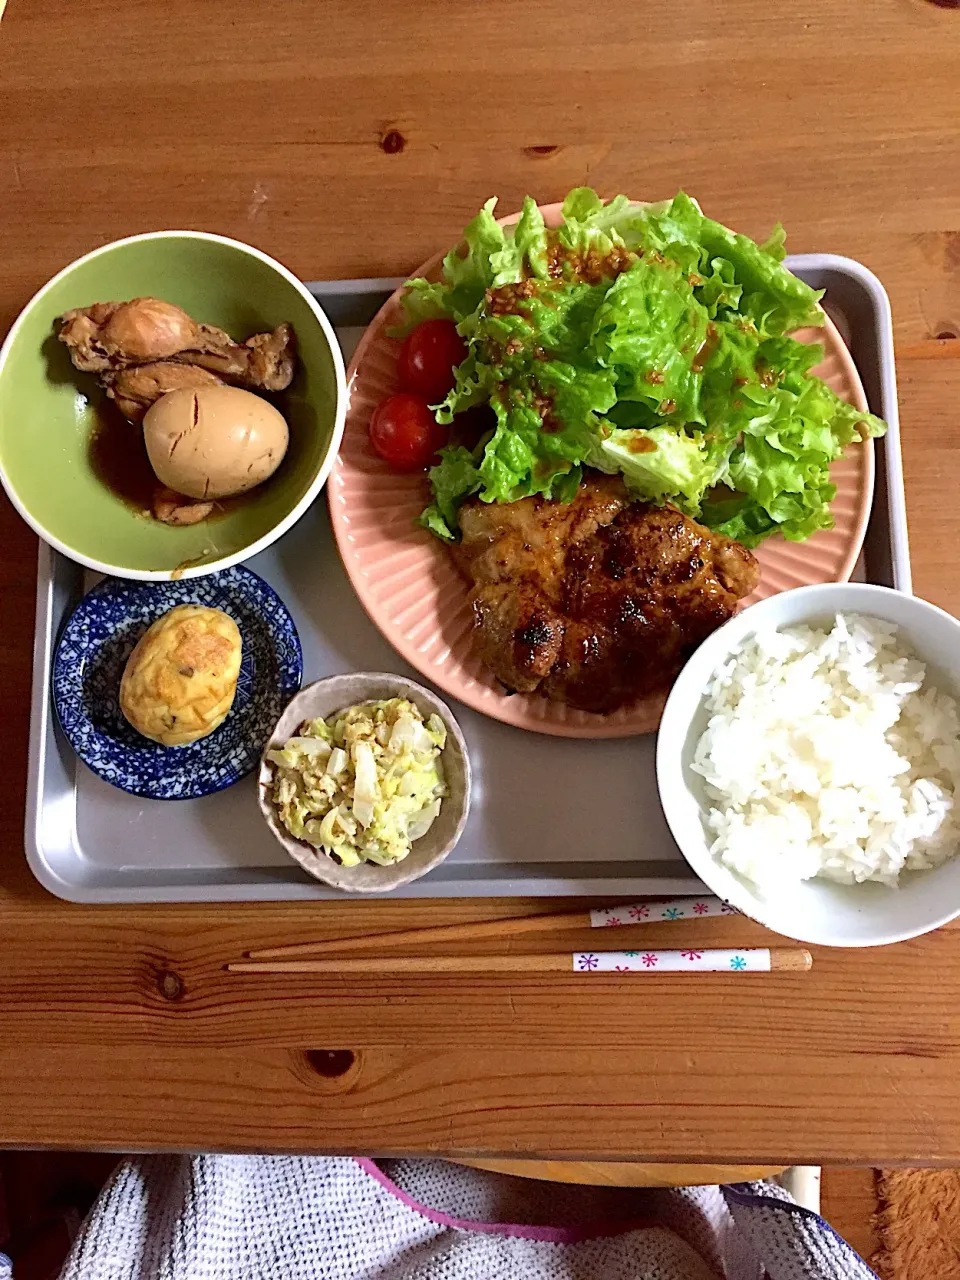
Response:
[2,0,960,1163]
[448,1159,787,1188]
[821,1168,882,1266]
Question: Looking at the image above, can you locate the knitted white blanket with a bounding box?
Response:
[57,1155,878,1279]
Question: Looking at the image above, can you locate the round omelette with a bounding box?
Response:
[120,603,242,747]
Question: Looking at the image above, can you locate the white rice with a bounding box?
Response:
[692,613,960,889]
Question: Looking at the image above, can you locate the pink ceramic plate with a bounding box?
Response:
[330,205,874,739]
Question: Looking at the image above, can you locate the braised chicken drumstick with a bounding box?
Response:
[58,297,296,421]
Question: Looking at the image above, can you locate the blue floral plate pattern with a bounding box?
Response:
[53,566,302,800]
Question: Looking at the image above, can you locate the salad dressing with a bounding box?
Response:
[692,324,720,374]
[627,435,659,454]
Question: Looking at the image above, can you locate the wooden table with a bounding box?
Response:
[1,0,959,1165]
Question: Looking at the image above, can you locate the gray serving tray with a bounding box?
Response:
[25,256,910,902]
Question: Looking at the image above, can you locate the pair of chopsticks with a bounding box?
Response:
[227,896,813,975]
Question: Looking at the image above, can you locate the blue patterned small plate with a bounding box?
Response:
[53,566,303,800]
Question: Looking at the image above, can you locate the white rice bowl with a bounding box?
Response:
[656,583,960,947]
[694,613,960,890]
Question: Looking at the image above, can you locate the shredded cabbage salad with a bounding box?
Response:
[401,189,887,548]
[267,698,448,867]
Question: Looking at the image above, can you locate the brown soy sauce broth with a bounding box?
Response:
[87,399,157,514]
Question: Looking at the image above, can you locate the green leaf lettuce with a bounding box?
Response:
[397,189,885,547]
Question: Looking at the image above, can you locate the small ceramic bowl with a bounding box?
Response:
[0,231,345,580]
[53,566,302,799]
[258,672,471,892]
[657,582,960,947]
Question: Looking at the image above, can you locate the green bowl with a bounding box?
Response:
[0,232,345,579]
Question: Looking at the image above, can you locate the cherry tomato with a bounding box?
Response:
[369,393,448,472]
[398,319,468,403]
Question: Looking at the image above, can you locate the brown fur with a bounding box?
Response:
[873,1169,960,1279]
